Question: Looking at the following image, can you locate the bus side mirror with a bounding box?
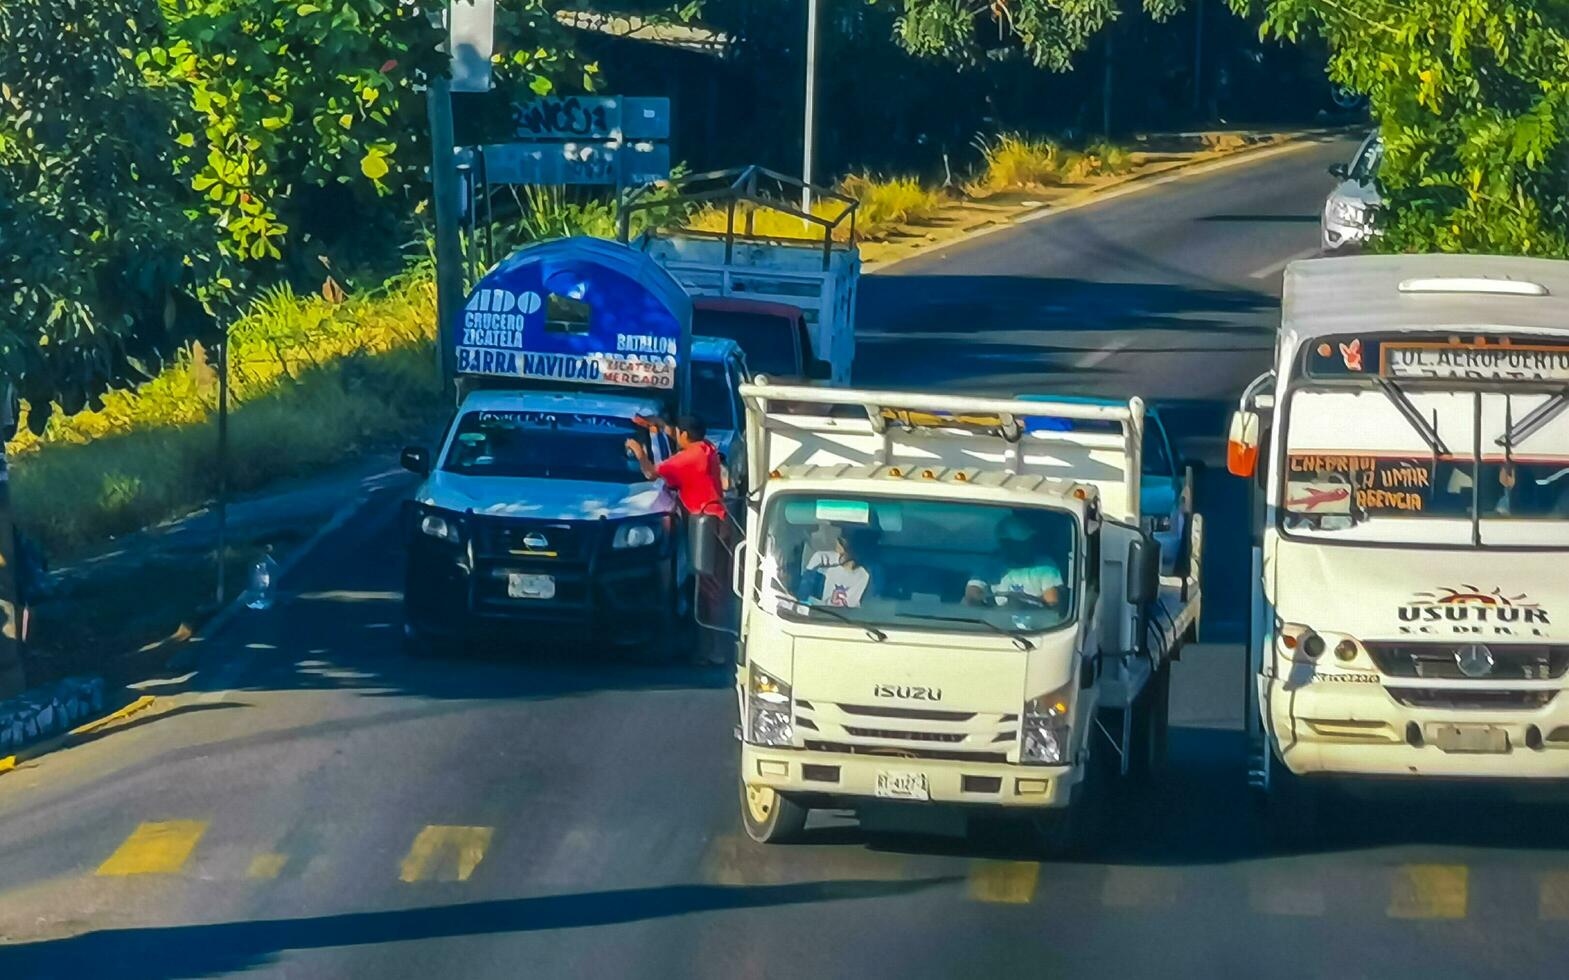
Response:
[689,513,725,579]
[1126,535,1161,607]
[1227,410,1261,478]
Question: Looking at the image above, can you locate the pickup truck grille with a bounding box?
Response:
[472,518,596,563]
[1366,643,1569,681]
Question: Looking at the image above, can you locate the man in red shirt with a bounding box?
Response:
[625,414,726,518]
[626,415,732,663]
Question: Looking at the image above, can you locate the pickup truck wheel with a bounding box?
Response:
[740,781,808,844]
[403,624,455,659]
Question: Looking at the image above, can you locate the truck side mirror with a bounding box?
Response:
[401,446,431,476]
[1126,535,1161,607]
[1328,162,1349,180]
[1226,410,1261,478]
[689,512,725,579]
[807,358,832,381]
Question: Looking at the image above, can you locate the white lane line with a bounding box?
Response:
[1078,334,1135,369]
[1248,246,1321,280]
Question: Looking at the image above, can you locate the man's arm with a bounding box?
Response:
[624,439,660,481]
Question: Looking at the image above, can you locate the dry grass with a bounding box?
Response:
[9,269,442,558]
[972,133,1138,194]
[685,173,944,243]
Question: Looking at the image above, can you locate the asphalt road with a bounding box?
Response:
[8,135,1567,980]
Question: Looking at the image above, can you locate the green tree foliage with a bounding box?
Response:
[0,0,219,424]
[885,0,1184,71]
[1238,0,1569,257]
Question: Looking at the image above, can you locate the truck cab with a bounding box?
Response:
[401,236,708,658]
[1229,255,1569,816]
[723,383,1201,851]
[690,337,749,496]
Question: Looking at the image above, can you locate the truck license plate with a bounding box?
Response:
[507,573,555,600]
[1430,724,1509,754]
[875,771,930,801]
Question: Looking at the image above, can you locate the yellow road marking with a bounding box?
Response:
[967,861,1040,904]
[1539,872,1569,921]
[71,695,157,737]
[399,825,494,883]
[247,853,289,879]
[0,756,14,776]
[1101,867,1179,909]
[97,821,207,876]
[1388,864,1468,919]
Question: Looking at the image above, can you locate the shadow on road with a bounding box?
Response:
[0,878,956,980]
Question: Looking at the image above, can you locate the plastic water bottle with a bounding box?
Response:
[246,548,279,610]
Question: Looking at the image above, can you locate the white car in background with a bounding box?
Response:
[1322,132,1383,253]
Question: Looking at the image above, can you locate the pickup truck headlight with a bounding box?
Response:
[747,666,794,747]
[1021,685,1073,765]
[419,511,463,544]
[1328,198,1368,227]
[611,518,667,550]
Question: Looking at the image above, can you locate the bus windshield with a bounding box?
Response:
[1280,385,1569,548]
[758,495,1079,636]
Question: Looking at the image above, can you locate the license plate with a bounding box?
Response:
[1429,724,1510,754]
[507,573,556,600]
[874,770,930,801]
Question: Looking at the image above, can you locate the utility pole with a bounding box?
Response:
[801,0,819,214]
[1192,0,1206,117]
[429,76,463,401]
[0,389,20,698]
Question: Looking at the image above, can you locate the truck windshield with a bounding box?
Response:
[759,495,1077,636]
[1280,386,1569,547]
[694,309,800,378]
[442,411,649,484]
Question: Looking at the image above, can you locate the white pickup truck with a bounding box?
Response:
[1228,254,1569,826]
[702,382,1202,852]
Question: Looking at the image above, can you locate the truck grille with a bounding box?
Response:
[841,726,966,743]
[803,740,1008,764]
[1366,643,1569,681]
[1389,689,1558,711]
[837,704,976,722]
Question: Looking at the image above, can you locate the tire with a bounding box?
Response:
[403,622,452,659]
[1030,734,1110,859]
[1257,745,1322,847]
[740,780,809,844]
[1139,664,1172,778]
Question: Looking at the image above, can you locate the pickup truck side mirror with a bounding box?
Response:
[806,358,832,381]
[689,512,726,579]
[1126,535,1161,607]
[1328,162,1350,180]
[1226,410,1261,478]
[401,446,431,476]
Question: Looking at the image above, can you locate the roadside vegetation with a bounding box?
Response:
[969,134,1137,194]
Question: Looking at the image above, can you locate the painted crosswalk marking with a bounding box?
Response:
[1538,872,1569,921]
[97,821,208,876]
[1388,864,1468,920]
[246,853,289,879]
[968,861,1040,904]
[1248,872,1326,918]
[399,825,495,883]
[1101,867,1180,909]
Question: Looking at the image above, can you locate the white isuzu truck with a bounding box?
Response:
[1228,255,1569,815]
[709,382,1202,851]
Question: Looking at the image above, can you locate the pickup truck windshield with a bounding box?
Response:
[759,495,1077,635]
[693,309,799,378]
[442,411,649,484]
[1281,386,1569,547]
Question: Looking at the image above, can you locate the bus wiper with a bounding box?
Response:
[793,601,887,642]
[1497,385,1569,450]
[1374,378,1451,456]
[898,612,1036,651]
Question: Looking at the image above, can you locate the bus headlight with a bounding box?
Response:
[1021,685,1073,765]
[748,666,794,746]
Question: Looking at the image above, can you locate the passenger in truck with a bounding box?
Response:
[809,530,874,608]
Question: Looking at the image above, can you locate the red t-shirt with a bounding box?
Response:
[656,440,726,517]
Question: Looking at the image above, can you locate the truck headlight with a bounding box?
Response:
[748,666,794,747]
[1021,685,1073,766]
[611,520,664,550]
[420,512,462,544]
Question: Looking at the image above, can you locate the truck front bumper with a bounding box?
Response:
[1267,672,1569,780]
[741,743,1075,808]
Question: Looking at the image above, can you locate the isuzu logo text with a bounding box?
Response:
[873,685,942,702]
[1398,586,1551,638]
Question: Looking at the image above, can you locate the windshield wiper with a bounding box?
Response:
[791,601,887,642]
[897,612,1036,651]
[1374,378,1452,457]
[1497,385,1569,451]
